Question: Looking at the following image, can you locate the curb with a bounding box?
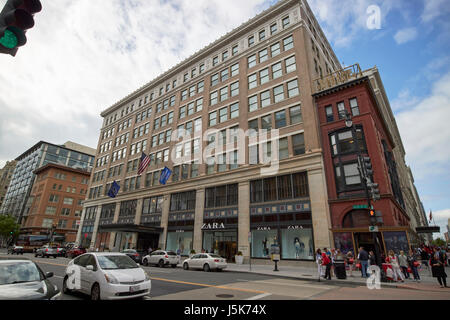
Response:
[224,267,406,289]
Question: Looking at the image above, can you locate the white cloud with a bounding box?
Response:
[393,27,418,44]
[396,71,450,179]
[421,0,450,23]
[430,209,450,240]
[0,0,272,167]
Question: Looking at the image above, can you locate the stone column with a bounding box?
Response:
[75,206,87,245]
[158,194,171,249]
[193,188,205,253]
[108,201,122,251]
[89,205,102,250]
[308,167,332,250]
[238,181,251,263]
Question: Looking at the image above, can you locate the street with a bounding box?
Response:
[2,253,449,301]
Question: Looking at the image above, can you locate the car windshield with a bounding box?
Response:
[209,254,222,258]
[0,262,43,285]
[166,251,176,256]
[97,255,139,270]
[123,250,136,253]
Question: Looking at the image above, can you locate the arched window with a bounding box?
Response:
[342,209,371,228]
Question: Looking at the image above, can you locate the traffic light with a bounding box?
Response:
[369,209,375,216]
[0,0,42,56]
[361,156,373,177]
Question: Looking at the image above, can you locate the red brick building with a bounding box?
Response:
[313,65,421,256]
[21,163,91,244]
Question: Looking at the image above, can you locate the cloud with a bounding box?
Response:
[395,71,450,179]
[393,27,418,44]
[0,0,273,167]
[421,0,450,23]
[430,209,450,239]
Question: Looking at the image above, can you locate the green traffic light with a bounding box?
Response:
[0,30,19,49]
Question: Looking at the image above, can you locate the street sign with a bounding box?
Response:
[353,204,369,209]
[369,226,379,232]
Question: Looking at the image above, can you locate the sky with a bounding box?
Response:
[0,0,449,239]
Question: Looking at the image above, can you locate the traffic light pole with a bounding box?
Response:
[347,113,382,267]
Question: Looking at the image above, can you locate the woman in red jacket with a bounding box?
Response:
[322,249,332,280]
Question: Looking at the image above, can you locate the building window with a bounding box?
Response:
[260,68,269,84]
[287,79,299,97]
[282,16,290,28]
[292,133,305,155]
[231,63,239,77]
[259,29,265,41]
[271,42,280,57]
[221,68,229,82]
[275,110,287,128]
[290,105,302,124]
[283,35,294,50]
[350,98,360,116]
[220,87,228,102]
[248,35,255,47]
[278,137,289,160]
[232,45,238,56]
[259,48,268,63]
[213,56,218,66]
[248,73,257,89]
[325,105,334,122]
[272,62,282,79]
[210,91,218,106]
[270,23,277,35]
[248,54,257,69]
[261,114,272,131]
[209,111,217,127]
[230,103,239,119]
[249,95,258,112]
[261,90,271,108]
[337,101,346,119]
[273,85,285,103]
[230,82,239,97]
[219,107,228,123]
[285,56,296,73]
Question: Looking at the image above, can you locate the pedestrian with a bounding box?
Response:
[358,247,369,278]
[322,249,332,280]
[398,250,410,279]
[330,248,336,277]
[346,250,354,277]
[148,247,153,255]
[316,249,323,280]
[408,249,421,282]
[420,246,430,271]
[430,247,448,288]
[387,250,404,282]
[369,251,376,267]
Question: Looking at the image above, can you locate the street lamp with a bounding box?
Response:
[344,111,382,267]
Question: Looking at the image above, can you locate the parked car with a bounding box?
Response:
[0,258,61,300]
[121,249,141,264]
[182,253,227,272]
[35,245,58,258]
[66,246,86,259]
[141,250,179,268]
[7,245,24,255]
[62,252,151,300]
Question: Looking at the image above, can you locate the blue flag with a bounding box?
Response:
[107,181,120,198]
[159,167,172,185]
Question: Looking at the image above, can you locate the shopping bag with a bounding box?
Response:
[407,267,412,273]
[356,263,361,270]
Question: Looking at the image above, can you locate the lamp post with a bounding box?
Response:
[344,112,382,267]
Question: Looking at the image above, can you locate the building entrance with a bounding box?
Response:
[354,232,385,260]
[203,230,237,262]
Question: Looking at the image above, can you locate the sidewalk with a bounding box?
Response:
[225,261,445,290]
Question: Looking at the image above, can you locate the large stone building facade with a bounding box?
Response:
[77,0,426,264]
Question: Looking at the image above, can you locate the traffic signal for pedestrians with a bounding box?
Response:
[0,0,42,56]
[368,182,381,201]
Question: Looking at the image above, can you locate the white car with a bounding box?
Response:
[62,252,151,300]
[182,253,227,272]
[141,250,179,268]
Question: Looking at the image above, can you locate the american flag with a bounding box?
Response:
[137,152,151,175]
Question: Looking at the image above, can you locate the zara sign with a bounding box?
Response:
[201,222,226,230]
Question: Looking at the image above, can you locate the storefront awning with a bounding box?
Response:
[98,223,163,234]
[416,226,440,234]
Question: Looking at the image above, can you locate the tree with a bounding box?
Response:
[432,238,446,248]
[0,215,20,247]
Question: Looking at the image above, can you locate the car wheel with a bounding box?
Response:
[143,258,148,266]
[91,283,101,301]
[203,264,211,272]
[183,262,189,270]
[158,260,165,268]
[63,276,72,294]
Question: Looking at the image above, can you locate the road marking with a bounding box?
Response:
[150,277,267,294]
[246,293,272,300]
[32,260,67,268]
[255,280,334,290]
